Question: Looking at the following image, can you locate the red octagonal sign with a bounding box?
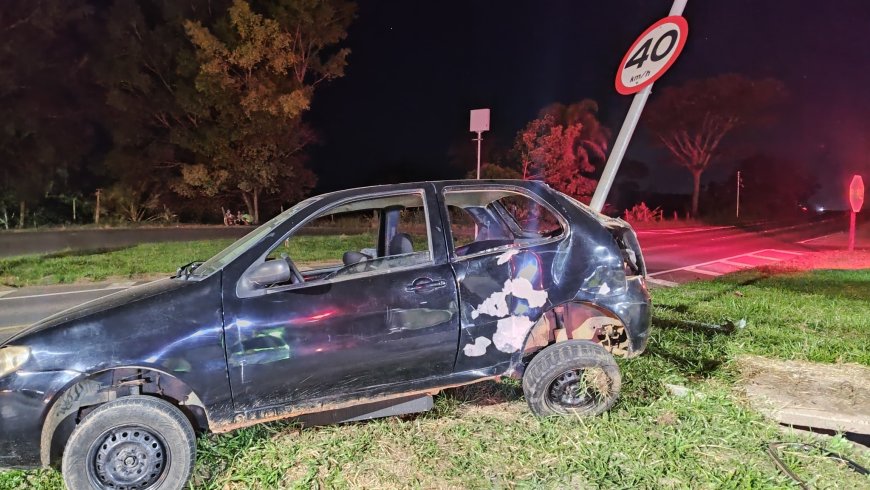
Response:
[850,175,864,213]
[616,16,689,95]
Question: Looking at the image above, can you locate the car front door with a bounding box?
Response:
[222,187,460,413]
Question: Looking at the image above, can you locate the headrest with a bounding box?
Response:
[342,251,369,266]
[388,233,413,255]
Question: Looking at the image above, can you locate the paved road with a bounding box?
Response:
[0,219,845,330]
[638,218,842,286]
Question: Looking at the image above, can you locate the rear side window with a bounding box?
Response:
[496,194,563,238]
[443,188,564,257]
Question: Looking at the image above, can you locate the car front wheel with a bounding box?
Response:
[522,340,622,417]
[61,395,196,490]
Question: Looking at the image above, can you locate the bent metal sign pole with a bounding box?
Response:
[589,0,689,212]
[848,175,864,252]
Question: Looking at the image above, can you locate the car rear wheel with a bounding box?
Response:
[522,340,621,417]
[61,395,196,490]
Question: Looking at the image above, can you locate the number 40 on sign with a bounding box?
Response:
[615,16,689,95]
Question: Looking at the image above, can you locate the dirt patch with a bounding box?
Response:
[737,355,870,434]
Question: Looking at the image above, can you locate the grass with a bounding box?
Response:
[0,235,378,287]
[1,251,869,488]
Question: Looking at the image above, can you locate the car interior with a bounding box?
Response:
[443,189,564,257]
[263,193,431,287]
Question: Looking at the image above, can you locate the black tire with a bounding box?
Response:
[522,340,621,417]
[61,395,196,490]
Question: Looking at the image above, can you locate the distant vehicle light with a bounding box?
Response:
[816,206,825,212]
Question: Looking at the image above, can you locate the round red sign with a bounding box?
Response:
[850,175,864,213]
[615,16,689,95]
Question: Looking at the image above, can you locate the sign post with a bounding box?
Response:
[848,175,864,251]
[589,0,689,212]
[469,109,490,179]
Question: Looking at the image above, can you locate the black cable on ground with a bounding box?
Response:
[765,442,869,489]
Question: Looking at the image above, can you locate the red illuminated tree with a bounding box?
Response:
[645,74,786,216]
[513,100,610,202]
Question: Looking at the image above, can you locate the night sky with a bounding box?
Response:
[306,0,870,209]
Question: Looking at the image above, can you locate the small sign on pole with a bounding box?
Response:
[469,109,490,179]
[848,175,864,251]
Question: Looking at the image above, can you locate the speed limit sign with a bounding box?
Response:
[615,16,688,95]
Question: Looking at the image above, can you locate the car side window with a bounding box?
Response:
[264,192,432,286]
[443,188,564,257]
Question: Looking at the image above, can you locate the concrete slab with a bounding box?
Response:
[739,355,870,435]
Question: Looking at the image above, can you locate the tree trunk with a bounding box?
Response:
[253,188,259,224]
[691,170,702,217]
[241,193,254,223]
[18,200,25,229]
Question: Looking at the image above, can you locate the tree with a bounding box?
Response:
[464,163,523,180]
[645,74,786,216]
[0,1,101,227]
[176,0,354,223]
[539,99,610,169]
[99,4,219,188]
[513,100,610,202]
[97,0,227,223]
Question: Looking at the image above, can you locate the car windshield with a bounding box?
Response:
[190,196,321,277]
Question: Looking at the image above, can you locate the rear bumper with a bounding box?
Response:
[0,370,78,469]
[601,276,652,356]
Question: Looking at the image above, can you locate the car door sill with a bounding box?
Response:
[218,363,511,433]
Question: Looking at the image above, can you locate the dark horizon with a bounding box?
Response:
[307,0,870,210]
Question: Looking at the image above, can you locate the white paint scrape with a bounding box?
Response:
[471,289,509,319]
[493,315,535,352]
[462,336,492,357]
[508,277,547,307]
[471,277,548,320]
[496,249,520,265]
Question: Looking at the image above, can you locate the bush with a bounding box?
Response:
[623,202,663,223]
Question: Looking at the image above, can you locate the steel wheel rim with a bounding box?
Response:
[88,425,169,490]
[545,368,611,410]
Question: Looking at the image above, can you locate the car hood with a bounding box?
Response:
[3,278,190,346]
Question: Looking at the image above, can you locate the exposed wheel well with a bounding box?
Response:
[40,367,210,467]
[517,301,631,368]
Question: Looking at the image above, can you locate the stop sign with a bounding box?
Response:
[850,175,864,213]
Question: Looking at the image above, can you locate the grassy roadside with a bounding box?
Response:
[2,258,869,487]
[0,236,380,287]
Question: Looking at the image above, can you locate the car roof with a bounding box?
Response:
[314,179,552,200]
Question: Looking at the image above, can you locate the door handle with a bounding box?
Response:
[405,278,447,293]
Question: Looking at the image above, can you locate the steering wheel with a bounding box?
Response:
[280,254,304,284]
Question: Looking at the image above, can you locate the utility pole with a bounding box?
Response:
[94,188,102,225]
[736,170,742,219]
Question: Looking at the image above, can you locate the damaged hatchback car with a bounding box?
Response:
[0,180,650,489]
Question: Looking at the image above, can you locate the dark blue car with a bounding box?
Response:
[0,180,650,489]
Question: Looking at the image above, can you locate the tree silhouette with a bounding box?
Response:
[645,74,786,216]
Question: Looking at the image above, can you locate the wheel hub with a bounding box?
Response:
[548,368,610,409]
[92,427,166,490]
